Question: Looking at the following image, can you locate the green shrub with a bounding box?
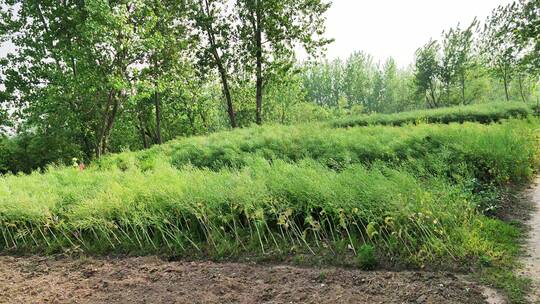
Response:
[357,244,377,270]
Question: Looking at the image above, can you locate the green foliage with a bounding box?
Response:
[472,219,531,303]
[481,3,520,102]
[1,0,538,174]
[0,159,502,263]
[0,118,538,272]
[356,244,377,270]
[512,0,540,76]
[414,40,442,107]
[333,102,531,128]
[96,117,539,186]
[301,54,417,113]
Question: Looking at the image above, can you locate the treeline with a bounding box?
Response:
[0,0,539,173]
[302,7,540,114]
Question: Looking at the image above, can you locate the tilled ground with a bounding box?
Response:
[0,255,490,304]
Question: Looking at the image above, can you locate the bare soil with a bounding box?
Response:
[0,255,490,304]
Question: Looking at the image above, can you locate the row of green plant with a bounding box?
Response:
[0,159,522,267]
[96,119,539,185]
[331,102,532,128]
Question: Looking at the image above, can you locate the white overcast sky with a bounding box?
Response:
[323,0,513,67]
[0,0,512,68]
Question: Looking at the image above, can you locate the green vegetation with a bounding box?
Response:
[476,219,531,303]
[1,1,538,174]
[1,120,538,271]
[0,159,472,261]
[0,0,538,302]
[97,118,538,187]
[1,103,539,303]
[332,102,532,128]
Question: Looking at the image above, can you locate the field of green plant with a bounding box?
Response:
[332,102,532,128]
[1,116,539,277]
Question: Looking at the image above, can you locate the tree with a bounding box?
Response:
[134,0,193,145]
[342,52,377,110]
[0,0,159,158]
[0,91,8,135]
[512,0,540,76]
[301,55,418,113]
[505,0,540,102]
[414,40,442,108]
[380,58,402,112]
[301,60,344,108]
[0,1,201,158]
[263,71,306,124]
[235,0,331,125]
[191,0,238,128]
[481,3,520,101]
[369,67,385,112]
[441,19,478,104]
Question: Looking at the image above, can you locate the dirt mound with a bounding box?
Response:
[0,255,489,304]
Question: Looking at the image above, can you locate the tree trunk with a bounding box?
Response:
[429,81,438,108]
[154,91,162,144]
[503,67,510,102]
[461,73,466,105]
[446,83,450,104]
[215,59,237,128]
[100,99,119,156]
[187,110,195,135]
[201,0,237,129]
[518,74,527,103]
[255,1,263,125]
[82,135,93,160]
[138,114,149,149]
[199,111,209,132]
[96,91,120,158]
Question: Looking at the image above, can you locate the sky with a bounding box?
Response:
[0,0,513,68]
[323,0,513,68]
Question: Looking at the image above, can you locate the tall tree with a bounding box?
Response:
[512,0,540,76]
[342,52,376,110]
[380,58,399,112]
[135,0,192,145]
[191,0,238,128]
[441,19,478,104]
[481,3,519,101]
[301,60,344,108]
[414,40,442,108]
[506,0,539,104]
[235,0,331,125]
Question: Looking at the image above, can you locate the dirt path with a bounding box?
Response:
[0,255,490,304]
[524,178,540,303]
